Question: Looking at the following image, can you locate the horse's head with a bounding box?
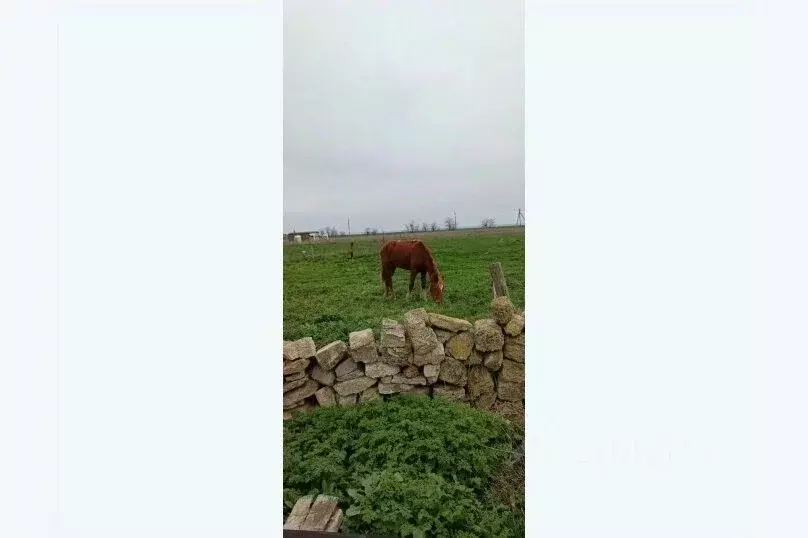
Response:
[430,276,445,304]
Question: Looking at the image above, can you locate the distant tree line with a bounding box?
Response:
[314,215,499,237]
[318,226,345,237]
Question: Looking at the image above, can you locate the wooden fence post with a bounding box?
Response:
[489,262,509,299]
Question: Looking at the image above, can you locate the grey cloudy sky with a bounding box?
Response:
[283,0,524,234]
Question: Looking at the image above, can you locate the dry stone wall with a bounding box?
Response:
[282,296,526,423]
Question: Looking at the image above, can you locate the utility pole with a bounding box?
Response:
[348,217,351,235]
[453,209,457,230]
[516,208,524,226]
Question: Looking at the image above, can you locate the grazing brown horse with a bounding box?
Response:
[380,240,445,303]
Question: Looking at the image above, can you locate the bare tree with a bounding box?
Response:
[365,227,372,235]
[405,220,418,233]
[430,221,439,231]
[444,216,457,230]
[421,222,430,232]
[481,217,496,228]
[321,225,339,237]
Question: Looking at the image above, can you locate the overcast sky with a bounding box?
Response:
[283,0,524,234]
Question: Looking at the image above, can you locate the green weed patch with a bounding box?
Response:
[283,395,525,537]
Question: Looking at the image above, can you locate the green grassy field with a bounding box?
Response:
[283,229,525,346]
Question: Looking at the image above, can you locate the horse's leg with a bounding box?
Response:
[381,264,394,298]
[407,270,417,300]
[420,272,428,300]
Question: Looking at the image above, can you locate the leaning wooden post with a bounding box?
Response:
[350,241,354,259]
[489,262,509,298]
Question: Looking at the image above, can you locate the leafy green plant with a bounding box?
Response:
[283,395,524,537]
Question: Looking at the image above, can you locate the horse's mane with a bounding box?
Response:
[417,241,442,282]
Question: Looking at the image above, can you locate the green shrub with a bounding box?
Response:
[283,395,524,537]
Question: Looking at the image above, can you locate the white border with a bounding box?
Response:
[2,0,807,536]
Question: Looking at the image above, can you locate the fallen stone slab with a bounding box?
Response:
[283,337,317,361]
[491,295,517,326]
[445,331,474,361]
[324,507,343,532]
[474,318,505,352]
[333,376,376,396]
[283,379,320,409]
[467,365,495,399]
[315,385,337,407]
[283,495,314,530]
[504,313,525,336]
[300,494,340,531]
[315,340,347,371]
[283,357,310,376]
[427,313,473,332]
[438,356,467,386]
[364,362,401,378]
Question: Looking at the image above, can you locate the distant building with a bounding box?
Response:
[284,231,323,242]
